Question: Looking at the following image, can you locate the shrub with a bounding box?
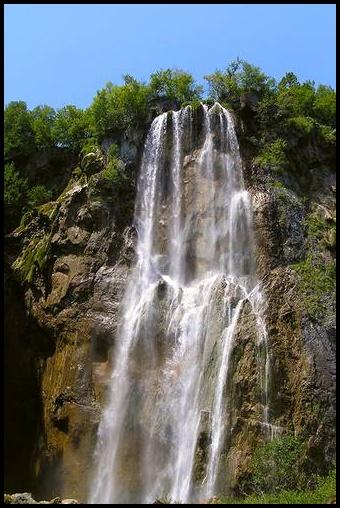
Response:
[249,435,306,494]
[285,116,315,136]
[4,162,29,231]
[181,98,202,110]
[254,138,288,172]
[80,137,101,156]
[4,162,28,207]
[107,143,119,161]
[292,254,335,319]
[27,185,53,209]
[317,124,336,145]
[217,469,336,504]
[102,156,120,183]
[276,80,315,119]
[12,235,51,283]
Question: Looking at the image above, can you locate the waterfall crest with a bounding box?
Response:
[89,103,273,504]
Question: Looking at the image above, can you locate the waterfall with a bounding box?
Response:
[89,103,273,504]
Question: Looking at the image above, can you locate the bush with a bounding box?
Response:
[217,469,336,504]
[102,159,119,182]
[4,162,28,207]
[285,116,315,136]
[12,234,51,283]
[317,124,336,145]
[276,79,315,119]
[27,185,53,209]
[248,435,306,494]
[80,137,101,157]
[254,138,288,172]
[107,143,119,161]
[292,254,335,319]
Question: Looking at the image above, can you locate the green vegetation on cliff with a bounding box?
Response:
[4,60,335,234]
[246,435,306,494]
[217,469,336,504]
[292,212,336,321]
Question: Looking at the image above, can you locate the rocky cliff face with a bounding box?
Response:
[5,104,335,501]
[222,154,336,493]
[5,134,141,501]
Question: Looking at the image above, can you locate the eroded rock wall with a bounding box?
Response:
[5,104,336,500]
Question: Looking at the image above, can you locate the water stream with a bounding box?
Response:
[89,103,276,504]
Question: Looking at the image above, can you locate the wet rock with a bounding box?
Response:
[5,105,335,502]
[3,494,80,504]
[6,164,137,500]
[4,493,37,504]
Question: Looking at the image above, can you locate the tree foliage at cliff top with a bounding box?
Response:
[4,61,336,233]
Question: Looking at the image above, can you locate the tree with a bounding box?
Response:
[31,105,56,150]
[149,69,203,105]
[313,85,336,128]
[52,105,90,152]
[4,101,35,160]
[276,80,315,119]
[88,76,150,140]
[205,59,276,105]
[4,162,28,231]
[278,72,299,90]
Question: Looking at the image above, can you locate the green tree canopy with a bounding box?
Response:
[276,80,316,119]
[52,105,90,151]
[4,162,28,231]
[205,58,276,104]
[31,105,56,150]
[4,101,35,160]
[88,76,150,140]
[313,85,336,128]
[149,68,203,105]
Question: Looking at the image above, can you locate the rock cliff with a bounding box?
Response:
[4,103,335,502]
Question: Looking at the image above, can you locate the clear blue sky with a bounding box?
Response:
[4,4,336,110]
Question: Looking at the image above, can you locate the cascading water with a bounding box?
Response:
[89,103,275,504]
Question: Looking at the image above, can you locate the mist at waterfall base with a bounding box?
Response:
[89,103,276,504]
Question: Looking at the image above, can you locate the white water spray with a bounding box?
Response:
[89,103,273,504]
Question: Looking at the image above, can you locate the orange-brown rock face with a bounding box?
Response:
[5,105,335,501]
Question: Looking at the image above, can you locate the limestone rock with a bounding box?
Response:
[4,493,37,504]
[80,149,105,175]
